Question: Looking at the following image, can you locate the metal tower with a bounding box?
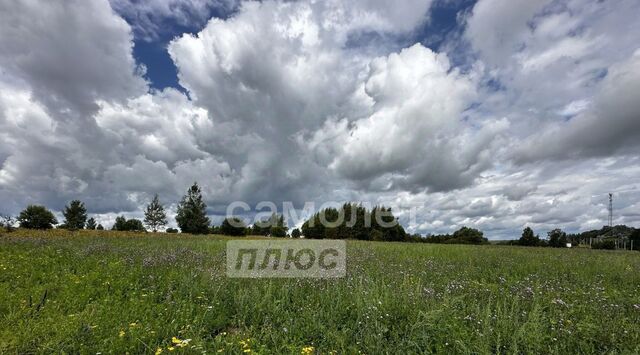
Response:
[608,193,613,227]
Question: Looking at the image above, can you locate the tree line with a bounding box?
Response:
[493,225,640,250]
[3,181,638,248]
[1,183,290,237]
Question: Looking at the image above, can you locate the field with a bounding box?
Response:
[1,230,639,354]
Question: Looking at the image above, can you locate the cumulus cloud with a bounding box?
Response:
[1,0,639,237]
[306,44,508,192]
[513,50,640,162]
[109,0,241,41]
[0,0,147,116]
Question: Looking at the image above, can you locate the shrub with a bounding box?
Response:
[166,228,179,234]
[270,226,287,237]
[0,215,16,232]
[220,217,246,236]
[592,240,616,250]
[112,216,145,232]
[291,228,302,239]
[124,219,145,232]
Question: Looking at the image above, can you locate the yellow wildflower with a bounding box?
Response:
[167,347,175,351]
[118,330,125,338]
[176,339,191,348]
[155,348,163,355]
[301,346,315,355]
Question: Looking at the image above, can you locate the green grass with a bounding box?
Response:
[1,229,639,354]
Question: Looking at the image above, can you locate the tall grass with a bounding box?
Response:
[1,229,638,353]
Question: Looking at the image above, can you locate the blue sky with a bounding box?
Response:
[1,0,640,238]
[128,0,478,91]
[123,3,237,91]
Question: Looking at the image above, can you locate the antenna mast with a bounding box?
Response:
[608,193,613,227]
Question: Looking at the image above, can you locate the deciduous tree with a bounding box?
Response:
[18,205,58,229]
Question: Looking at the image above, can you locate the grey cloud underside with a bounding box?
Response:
[1,0,640,238]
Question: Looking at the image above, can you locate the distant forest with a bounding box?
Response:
[2,182,638,250]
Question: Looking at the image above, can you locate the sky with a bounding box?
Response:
[1,0,640,239]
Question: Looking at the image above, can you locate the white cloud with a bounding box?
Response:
[109,0,241,41]
[313,44,506,192]
[1,0,640,238]
[514,50,640,162]
[0,0,147,116]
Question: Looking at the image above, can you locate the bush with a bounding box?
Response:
[592,240,616,250]
[112,216,145,232]
[166,228,179,234]
[0,215,17,232]
[423,227,488,245]
[270,226,287,237]
[291,228,301,239]
[18,205,58,229]
[124,219,145,232]
[220,217,246,236]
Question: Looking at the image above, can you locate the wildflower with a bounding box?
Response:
[177,339,191,348]
[552,299,568,307]
[171,337,191,348]
[301,346,315,355]
[167,347,175,351]
[119,330,125,337]
[129,322,138,327]
[155,348,163,355]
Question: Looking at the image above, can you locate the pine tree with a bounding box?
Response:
[62,200,87,230]
[175,183,210,234]
[144,194,167,232]
[86,217,97,230]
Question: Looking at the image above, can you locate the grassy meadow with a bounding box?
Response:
[0,229,639,354]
